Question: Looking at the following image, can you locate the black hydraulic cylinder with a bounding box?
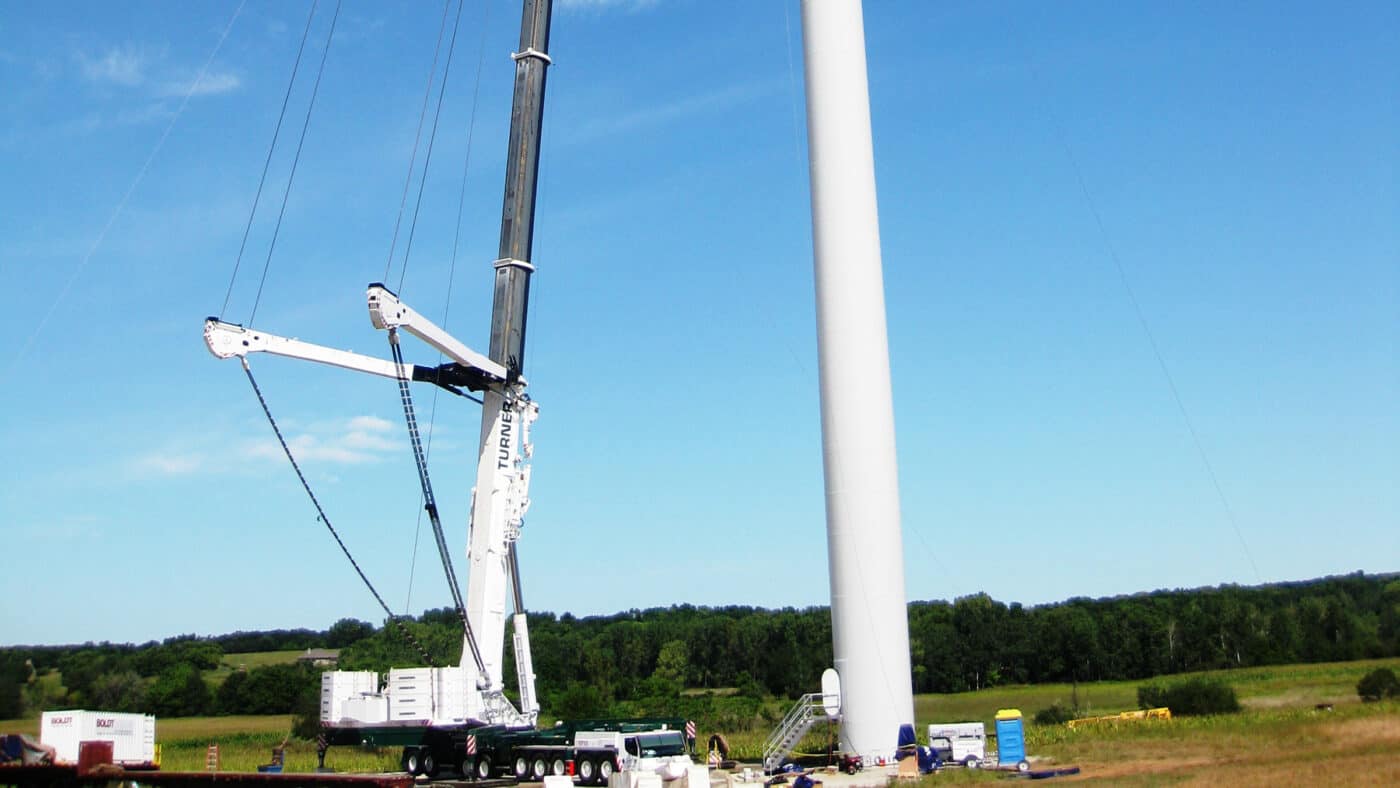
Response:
[489,0,552,376]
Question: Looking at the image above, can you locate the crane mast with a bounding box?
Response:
[462,0,553,722]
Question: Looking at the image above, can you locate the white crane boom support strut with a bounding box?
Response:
[205,318,407,379]
[367,284,512,385]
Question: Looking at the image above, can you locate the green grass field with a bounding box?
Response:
[917,657,1400,785]
[5,657,1397,781]
[915,656,1400,728]
[700,657,1400,780]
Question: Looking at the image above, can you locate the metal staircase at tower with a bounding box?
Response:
[762,693,832,774]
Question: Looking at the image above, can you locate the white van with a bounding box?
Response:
[926,722,986,768]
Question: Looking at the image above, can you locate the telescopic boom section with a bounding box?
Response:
[490,0,552,372]
[462,0,552,723]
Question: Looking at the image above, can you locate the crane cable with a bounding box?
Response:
[219,0,319,320]
[240,357,436,667]
[388,329,488,676]
[247,0,342,326]
[382,0,456,284]
[394,0,470,293]
[402,0,490,615]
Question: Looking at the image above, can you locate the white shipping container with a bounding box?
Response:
[432,693,467,724]
[40,710,156,766]
[432,666,466,683]
[341,695,390,724]
[432,666,468,724]
[321,671,379,724]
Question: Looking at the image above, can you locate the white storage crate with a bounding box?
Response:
[40,710,156,766]
[320,670,379,724]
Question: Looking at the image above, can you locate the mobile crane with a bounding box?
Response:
[203,278,541,732]
[205,0,696,781]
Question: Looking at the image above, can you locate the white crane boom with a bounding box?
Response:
[205,284,540,728]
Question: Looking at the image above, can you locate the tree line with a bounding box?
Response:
[3,572,1395,723]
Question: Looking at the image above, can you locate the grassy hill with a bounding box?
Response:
[914,656,1399,727]
[202,650,307,687]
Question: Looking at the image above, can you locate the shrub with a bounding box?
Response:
[1356,667,1399,702]
[552,682,609,719]
[1137,684,1168,710]
[1137,677,1239,716]
[291,679,324,740]
[1033,702,1076,725]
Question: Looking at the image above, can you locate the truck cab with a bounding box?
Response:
[572,729,691,782]
[622,731,690,777]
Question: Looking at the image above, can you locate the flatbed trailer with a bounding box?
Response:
[466,718,692,785]
[325,718,692,783]
[321,723,483,778]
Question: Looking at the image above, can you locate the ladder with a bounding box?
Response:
[762,693,831,774]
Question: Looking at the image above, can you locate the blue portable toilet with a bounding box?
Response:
[994,709,1028,771]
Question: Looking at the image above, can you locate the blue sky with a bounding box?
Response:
[2,0,1395,647]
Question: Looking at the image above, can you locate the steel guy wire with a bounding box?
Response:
[395,0,470,295]
[388,330,488,674]
[383,0,455,285]
[5,0,246,381]
[240,356,436,666]
[247,0,342,327]
[220,0,319,321]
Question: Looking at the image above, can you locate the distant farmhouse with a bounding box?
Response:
[296,648,341,667]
